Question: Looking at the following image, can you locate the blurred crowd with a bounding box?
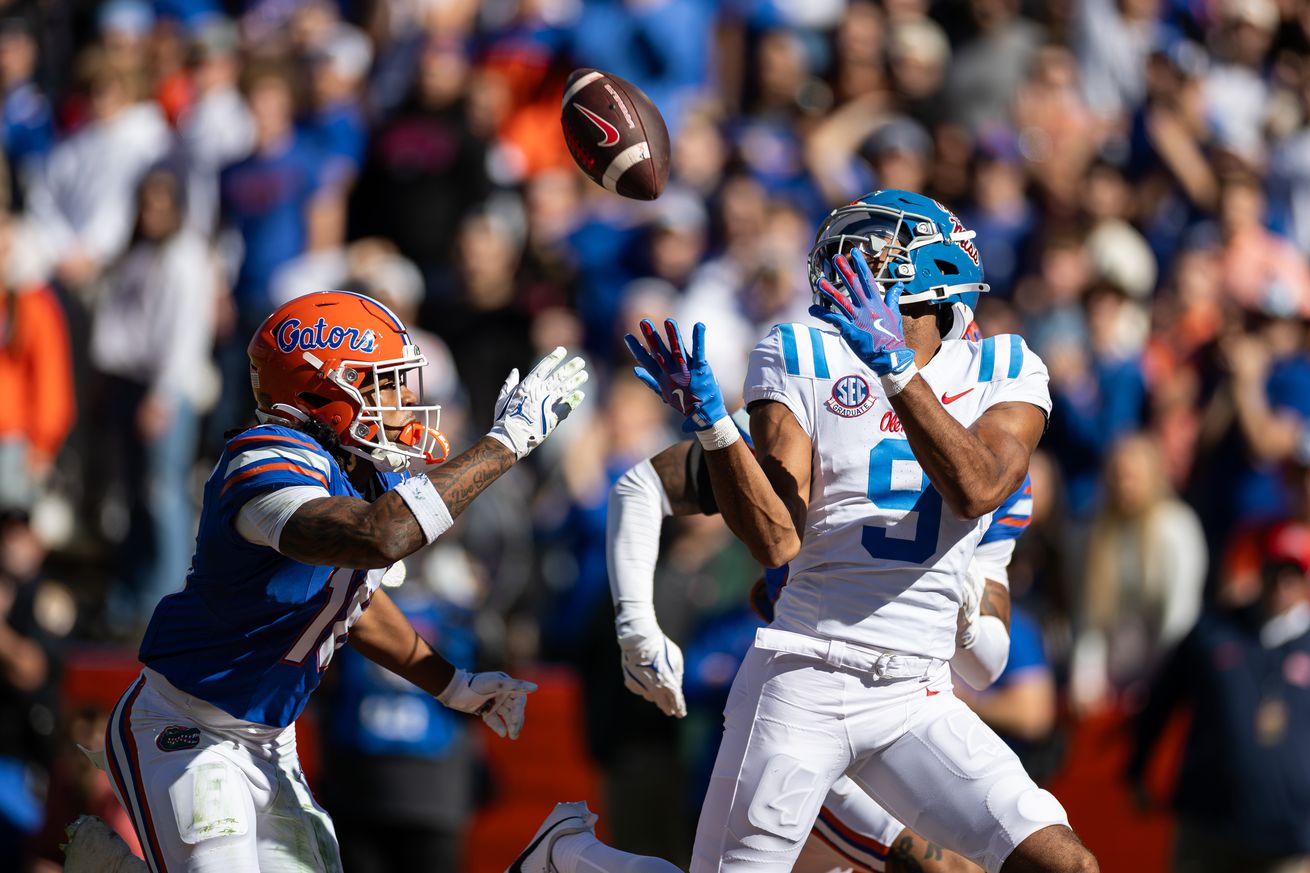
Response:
[2,0,1310,870]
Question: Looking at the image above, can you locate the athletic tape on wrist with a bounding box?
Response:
[695,416,741,451]
[880,362,918,397]
[394,475,454,544]
[437,667,470,704]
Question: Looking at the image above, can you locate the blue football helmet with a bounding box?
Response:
[808,189,989,339]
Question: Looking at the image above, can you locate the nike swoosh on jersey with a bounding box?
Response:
[941,388,975,404]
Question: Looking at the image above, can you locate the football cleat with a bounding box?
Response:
[62,815,148,873]
[505,801,599,873]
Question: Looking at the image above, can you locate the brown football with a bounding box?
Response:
[560,68,670,201]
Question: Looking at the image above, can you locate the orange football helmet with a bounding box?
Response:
[247,291,450,470]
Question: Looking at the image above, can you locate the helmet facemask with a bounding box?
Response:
[807,201,988,313]
[309,346,449,471]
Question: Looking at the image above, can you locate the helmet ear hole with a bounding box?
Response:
[297,392,332,409]
[934,259,959,275]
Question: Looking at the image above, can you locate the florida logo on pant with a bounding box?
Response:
[156,724,201,752]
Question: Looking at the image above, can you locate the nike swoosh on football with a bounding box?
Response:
[574,104,620,147]
[941,388,975,404]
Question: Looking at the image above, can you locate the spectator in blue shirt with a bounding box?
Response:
[302,26,371,187]
[0,18,52,205]
[213,59,332,435]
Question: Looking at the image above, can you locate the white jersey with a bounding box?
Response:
[742,323,1051,659]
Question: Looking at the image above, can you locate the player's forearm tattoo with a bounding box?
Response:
[280,437,514,568]
[425,436,516,519]
[889,836,926,873]
[980,579,1011,630]
[280,493,425,568]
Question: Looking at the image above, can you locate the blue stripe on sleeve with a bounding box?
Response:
[979,336,996,382]
[779,324,800,376]
[808,327,830,379]
[1007,334,1023,379]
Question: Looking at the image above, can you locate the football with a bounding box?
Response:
[561,68,670,201]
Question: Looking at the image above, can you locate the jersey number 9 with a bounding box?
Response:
[863,440,942,564]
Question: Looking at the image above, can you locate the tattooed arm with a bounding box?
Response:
[279,437,514,568]
[889,830,978,873]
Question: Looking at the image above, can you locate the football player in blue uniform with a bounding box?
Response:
[95,290,588,872]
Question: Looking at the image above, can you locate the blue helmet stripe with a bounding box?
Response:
[335,289,407,334]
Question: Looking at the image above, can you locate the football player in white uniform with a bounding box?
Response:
[603,419,1029,873]
[508,190,1094,873]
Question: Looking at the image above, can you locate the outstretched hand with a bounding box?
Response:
[487,347,589,460]
[809,249,916,378]
[624,319,728,433]
[437,669,539,740]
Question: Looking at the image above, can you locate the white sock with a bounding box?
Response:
[551,831,683,873]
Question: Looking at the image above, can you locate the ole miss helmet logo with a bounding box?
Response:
[825,375,875,418]
[948,212,980,266]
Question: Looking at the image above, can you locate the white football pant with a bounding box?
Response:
[792,775,908,873]
[690,634,1068,873]
[104,669,342,873]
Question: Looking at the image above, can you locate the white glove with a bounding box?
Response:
[488,347,589,460]
[957,559,985,649]
[618,626,687,719]
[437,668,538,739]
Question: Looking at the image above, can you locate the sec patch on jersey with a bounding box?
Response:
[561,68,670,200]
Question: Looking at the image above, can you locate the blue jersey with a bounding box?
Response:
[139,424,406,728]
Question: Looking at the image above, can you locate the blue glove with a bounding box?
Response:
[809,249,916,378]
[624,319,728,432]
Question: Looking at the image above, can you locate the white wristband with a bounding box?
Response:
[695,416,741,451]
[394,475,454,544]
[437,666,470,704]
[880,362,918,397]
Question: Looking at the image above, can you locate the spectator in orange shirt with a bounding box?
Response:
[0,211,74,519]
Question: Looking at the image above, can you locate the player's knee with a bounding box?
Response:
[1002,825,1098,873]
[1067,847,1099,873]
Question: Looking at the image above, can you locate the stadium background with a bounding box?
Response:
[1,0,1309,870]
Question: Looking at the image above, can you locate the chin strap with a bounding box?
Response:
[942,302,975,341]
